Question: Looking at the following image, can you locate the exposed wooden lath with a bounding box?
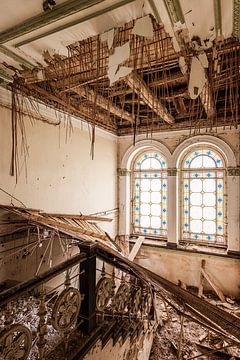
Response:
[12,14,240,135]
[125,71,175,125]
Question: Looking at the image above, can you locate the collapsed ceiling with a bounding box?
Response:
[0,0,240,135]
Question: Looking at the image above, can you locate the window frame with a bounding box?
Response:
[130,149,168,239]
[179,145,227,248]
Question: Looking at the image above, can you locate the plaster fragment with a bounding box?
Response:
[179,57,188,75]
[188,57,207,99]
[108,65,132,85]
[198,52,208,68]
[132,15,154,38]
[108,42,130,69]
[100,28,115,50]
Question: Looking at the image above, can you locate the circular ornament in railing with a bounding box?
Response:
[52,287,81,332]
[130,288,142,314]
[112,283,130,313]
[142,292,153,316]
[96,277,113,311]
[0,324,32,360]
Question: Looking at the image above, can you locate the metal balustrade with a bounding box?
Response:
[0,241,155,360]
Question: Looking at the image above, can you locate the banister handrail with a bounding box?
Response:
[0,252,86,307]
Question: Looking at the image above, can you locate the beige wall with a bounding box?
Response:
[0,104,118,236]
[118,128,240,166]
[135,245,240,297]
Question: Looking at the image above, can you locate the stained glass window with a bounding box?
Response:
[131,151,167,237]
[181,147,226,245]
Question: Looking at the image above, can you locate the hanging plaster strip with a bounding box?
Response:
[108,42,131,85]
[108,66,133,85]
[188,57,207,100]
[132,15,154,38]
[108,42,130,68]
[198,53,209,68]
[179,56,188,75]
[100,28,115,50]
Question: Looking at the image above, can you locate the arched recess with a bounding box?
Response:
[121,139,172,170]
[119,140,172,236]
[172,135,237,168]
[173,135,238,251]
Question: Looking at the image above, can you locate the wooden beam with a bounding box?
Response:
[128,236,144,261]
[125,72,175,125]
[199,260,225,302]
[41,212,113,222]
[72,86,134,123]
[149,72,185,87]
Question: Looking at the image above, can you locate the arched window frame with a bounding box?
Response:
[131,149,168,238]
[179,145,227,247]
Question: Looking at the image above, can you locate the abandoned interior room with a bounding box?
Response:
[0,0,240,359]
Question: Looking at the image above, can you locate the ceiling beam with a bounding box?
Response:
[72,86,134,123]
[125,72,175,125]
[0,0,106,44]
[13,0,135,47]
[26,83,117,131]
[161,0,216,118]
[149,72,186,87]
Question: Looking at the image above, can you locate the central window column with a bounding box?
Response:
[167,168,178,248]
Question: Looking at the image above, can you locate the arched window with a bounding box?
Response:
[131,150,167,237]
[180,146,226,246]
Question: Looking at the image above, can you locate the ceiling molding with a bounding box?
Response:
[213,0,222,37]
[233,0,240,38]
[0,45,34,69]
[163,0,184,25]
[0,0,106,44]
[0,68,12,82]
[14,0,135,48]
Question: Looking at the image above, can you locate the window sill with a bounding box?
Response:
[129,235,240,259]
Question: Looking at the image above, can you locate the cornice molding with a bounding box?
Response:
[233,0,240,38]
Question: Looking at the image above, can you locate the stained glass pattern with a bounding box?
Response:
[181,147,226,245]
[132,151,167,237]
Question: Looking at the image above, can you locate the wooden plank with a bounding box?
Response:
[72,86,134,123]
[128,236,144,261]
[198,259,205,298]
[41,212,113,222]
[200,260,225,302]
[125,72,175,125]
